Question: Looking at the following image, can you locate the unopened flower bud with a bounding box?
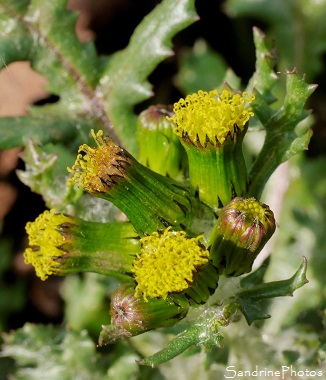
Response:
[99,284,188,344]
[137,105,186,179]
[208,197,276,276]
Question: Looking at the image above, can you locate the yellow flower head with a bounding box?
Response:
[67,130,131,194]
[132,227,209,301]
[24,209,73,280]
[169,89,255,146]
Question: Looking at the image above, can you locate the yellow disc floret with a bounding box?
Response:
[232,197,271,223]
[67,130,131,194]
[24,209,72,280]
[132,227,209,301]
[168,89,255,146]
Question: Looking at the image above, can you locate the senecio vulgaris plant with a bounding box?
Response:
[0,0,316,369]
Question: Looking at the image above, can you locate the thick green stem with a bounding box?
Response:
[58,220,140,278]
[138,324,204,367]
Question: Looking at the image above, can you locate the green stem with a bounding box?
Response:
[138,324,203,366]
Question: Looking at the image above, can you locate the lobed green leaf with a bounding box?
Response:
[99,0,198,154]
[0,0,198,155]
[246,27,278,104]
[248,71,317,198]
[0,0,116,145]
[234,257,308,325]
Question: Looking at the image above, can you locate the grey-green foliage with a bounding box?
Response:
[264,157,326,334]
[1,324,108,380]
[0,0,197,216]
[60,273,111,337]
[0,0,197,155]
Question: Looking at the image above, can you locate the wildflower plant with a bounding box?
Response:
[0,0,321,376]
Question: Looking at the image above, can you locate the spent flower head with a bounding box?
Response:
[67,130,131,194]
[101,284,188,343]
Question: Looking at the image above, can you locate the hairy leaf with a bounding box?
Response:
[1,323,108,380]
[0,0,113,147]
[0,0,197,154]
[100,0,198,154]
[0,115,92,149]
[234,257,308,325]
[16,140,75,209]
[248,70,317,198]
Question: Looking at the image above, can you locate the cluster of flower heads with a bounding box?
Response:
[24,88,276,338]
